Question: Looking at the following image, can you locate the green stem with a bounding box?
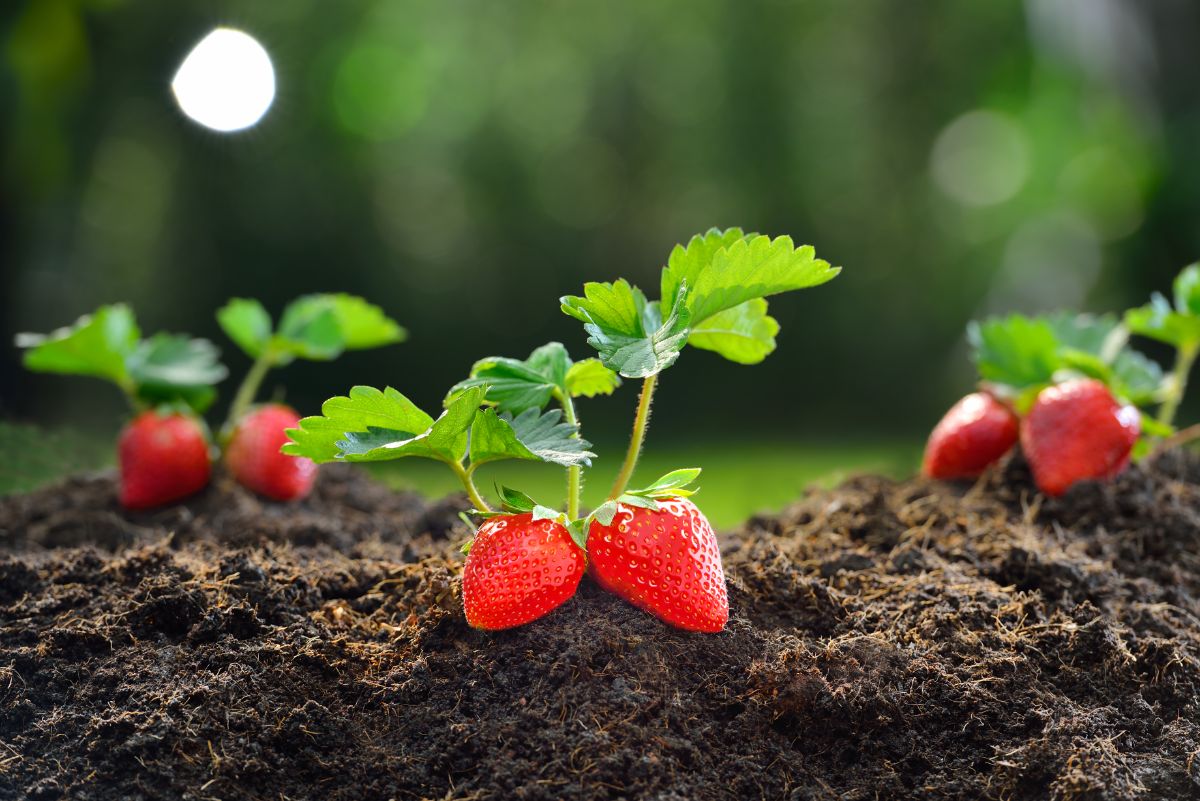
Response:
[452,461,493,513]
[221,348,276,443]
[556,390,582,519]
[609,374,657,499]
[1158,342,1199,428]
[118,376,147,413]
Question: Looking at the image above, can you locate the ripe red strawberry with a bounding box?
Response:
[923,392,1019,480]
[226,404,318,501]
[462,513,585,630]
[119,411,212,509]
[587,498,728,633]
[1021,378,1140,497]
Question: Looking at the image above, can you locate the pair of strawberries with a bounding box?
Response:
[923,378,1141,496]
[462,497,729,633]
[118,404,316,509]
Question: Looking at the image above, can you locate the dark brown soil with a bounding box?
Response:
[2,457,1199,801]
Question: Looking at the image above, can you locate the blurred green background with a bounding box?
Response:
[3,0,1200,519]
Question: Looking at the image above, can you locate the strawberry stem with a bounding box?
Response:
[555,389,583,519]
[609,374,657,499]
[221,347,276,445]
[1158,341,1198,428]
[117,375,146,413]
[452,461,493,513]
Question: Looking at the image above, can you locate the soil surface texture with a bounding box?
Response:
[2,457,1199,801]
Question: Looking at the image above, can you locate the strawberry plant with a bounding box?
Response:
[284,228,840,631]
[17,304,227,507]
[923,284,1196,496]
[216,293,406,500]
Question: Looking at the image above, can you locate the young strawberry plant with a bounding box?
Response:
[284,228,840,633]
[924,309,1169,496]
[217,293,406,500]
[16,304,227,508]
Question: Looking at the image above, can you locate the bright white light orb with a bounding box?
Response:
[171,28,276,132]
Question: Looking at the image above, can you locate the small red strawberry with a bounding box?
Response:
[119,410,212,509]
[1021,378,1141,497]
[462,513,585,630]
[587,498,728,633]
[226,404,318,501]
[923,391,1019,480]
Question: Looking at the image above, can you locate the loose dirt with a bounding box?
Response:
[2,457,1198,800]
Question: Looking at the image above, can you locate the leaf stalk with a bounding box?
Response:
[609,374,657,499]
[553,389,584,519]
[452,461,493,513]
[1158,341,1199,428]
[222,346,277,443]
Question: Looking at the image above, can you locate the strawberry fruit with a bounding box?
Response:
[587,497,728,633]
[119,411,212,509]
[226,404,318,501]
[463,513,586,630]
[1020,378,1140,497]
[923,392,1019,480]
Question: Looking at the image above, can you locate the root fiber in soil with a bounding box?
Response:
[2,458,1200,800]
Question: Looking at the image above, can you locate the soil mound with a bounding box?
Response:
[2,457,1199,800]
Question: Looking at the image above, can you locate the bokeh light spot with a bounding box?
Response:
[930,110,1029,207]
[1059,148,1144,241]
[986,210,1101,313]
[333,44,429,140]
[171,28,276,132]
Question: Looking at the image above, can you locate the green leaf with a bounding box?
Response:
[275,298,344,361]
[496,485,537,513]
[319,293,407,349]
[973,312,1164,405]
[337,386,482,464]
[1110,349,1164,407]
[640,467,701,494]
[470,408,594,468]
[687,298,780,364]
[1058,349,1113,384]
[282,385,435,463]
[1174,264,1200,317]
[532,505,564,523]
[1045,312,1123,359]
[1139,415,1175,439]
[622,467,701,501]
[590,500,619,527]
[216,298,272,359]
[969,315,1061,389]
[566,519,589,550]
[449,342,572,414]
[660,227,752,309]
[1125,295,1200,349]
[507,408,595,467]
[560,279,691,378]
[617,493,660,511]
[564,358,621,398]
[675,234,841,325]
[128,334,228,412]
[17,304,140,385]
[966,310,1166,410]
